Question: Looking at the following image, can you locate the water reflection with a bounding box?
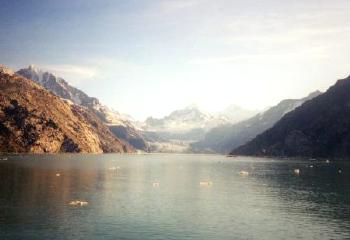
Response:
[234,158,350,239]
[0,154,350,239]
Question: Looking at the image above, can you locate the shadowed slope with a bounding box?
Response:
[232,75,350,158]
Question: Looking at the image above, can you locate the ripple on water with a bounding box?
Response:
[0,154,350,240]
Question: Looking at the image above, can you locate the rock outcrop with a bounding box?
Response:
[0,70,133,153]
[16,65,148,151]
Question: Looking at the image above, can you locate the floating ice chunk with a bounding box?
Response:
[239,171,249,176]
[152,182,160,187]
[199,181,213,186]
[108,166,120,171]
[294,169,300,175]
[68,200,88,206]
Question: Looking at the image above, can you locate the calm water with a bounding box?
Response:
[0,154,350,240]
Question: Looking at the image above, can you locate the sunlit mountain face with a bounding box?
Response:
[16,65,148,151]
[0,69,133,153]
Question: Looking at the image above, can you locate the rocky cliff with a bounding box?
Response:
[16,65,148,151]
[0,70,133,153]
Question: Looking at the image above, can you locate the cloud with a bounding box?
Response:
[141,0,204,18]
[39,57,152,85]
[41,64,98,85]
[226,25,350,46]
[188,48,329,66]
[82,57,153,81]
[188,6,350,66]
[157,0,201,12]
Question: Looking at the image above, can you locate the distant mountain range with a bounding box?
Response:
[4,63,350,158]
[142,104,256,134]
[10,65,257,154]
[232,75,350,158]
[140,104,257,152]
[0,67,133,153]
[16,65,148,151]
[191,91,321,154]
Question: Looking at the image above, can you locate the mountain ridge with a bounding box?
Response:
[191,90,322,154]
[0,69,133,153]
[232,75,350,158]
[141,104,256,134]
[16,65,148,151]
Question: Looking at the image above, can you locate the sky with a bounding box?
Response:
[1,0,350,120]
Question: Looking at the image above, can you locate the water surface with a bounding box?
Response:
[0,154,350,240]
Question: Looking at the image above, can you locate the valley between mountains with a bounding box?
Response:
[1,64,350,158]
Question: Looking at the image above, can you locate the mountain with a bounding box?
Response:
[215,105,258,124]
[142,105,215,133]
[140,104,256,153]
[0,68,133,153]
[16,65,148,151]
[192,91,321,154]
[0,65,14,75]
[142,104,255,134]
[17,65,99,108]
[232,75,350,158]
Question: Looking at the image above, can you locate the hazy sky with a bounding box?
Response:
[1,0,350,120]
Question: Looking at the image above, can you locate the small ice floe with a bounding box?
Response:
[239,171,249,176]
[326,160,330,164]
[309,165,314,168]
[108,166,120,171]
[56,173,61,177]
[338,169,342,174]
[68,200,88,207]
[152,182,160,187]
[294,169,300,175]
[199,181,213,186]
[0,157,8,161]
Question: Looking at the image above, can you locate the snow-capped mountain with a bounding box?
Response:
[142,105,215,133]
[140,104,256,152]
[0,65,14,76]
[17,65,100,108]
[142,104,256,134]
[16,65,148,151]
